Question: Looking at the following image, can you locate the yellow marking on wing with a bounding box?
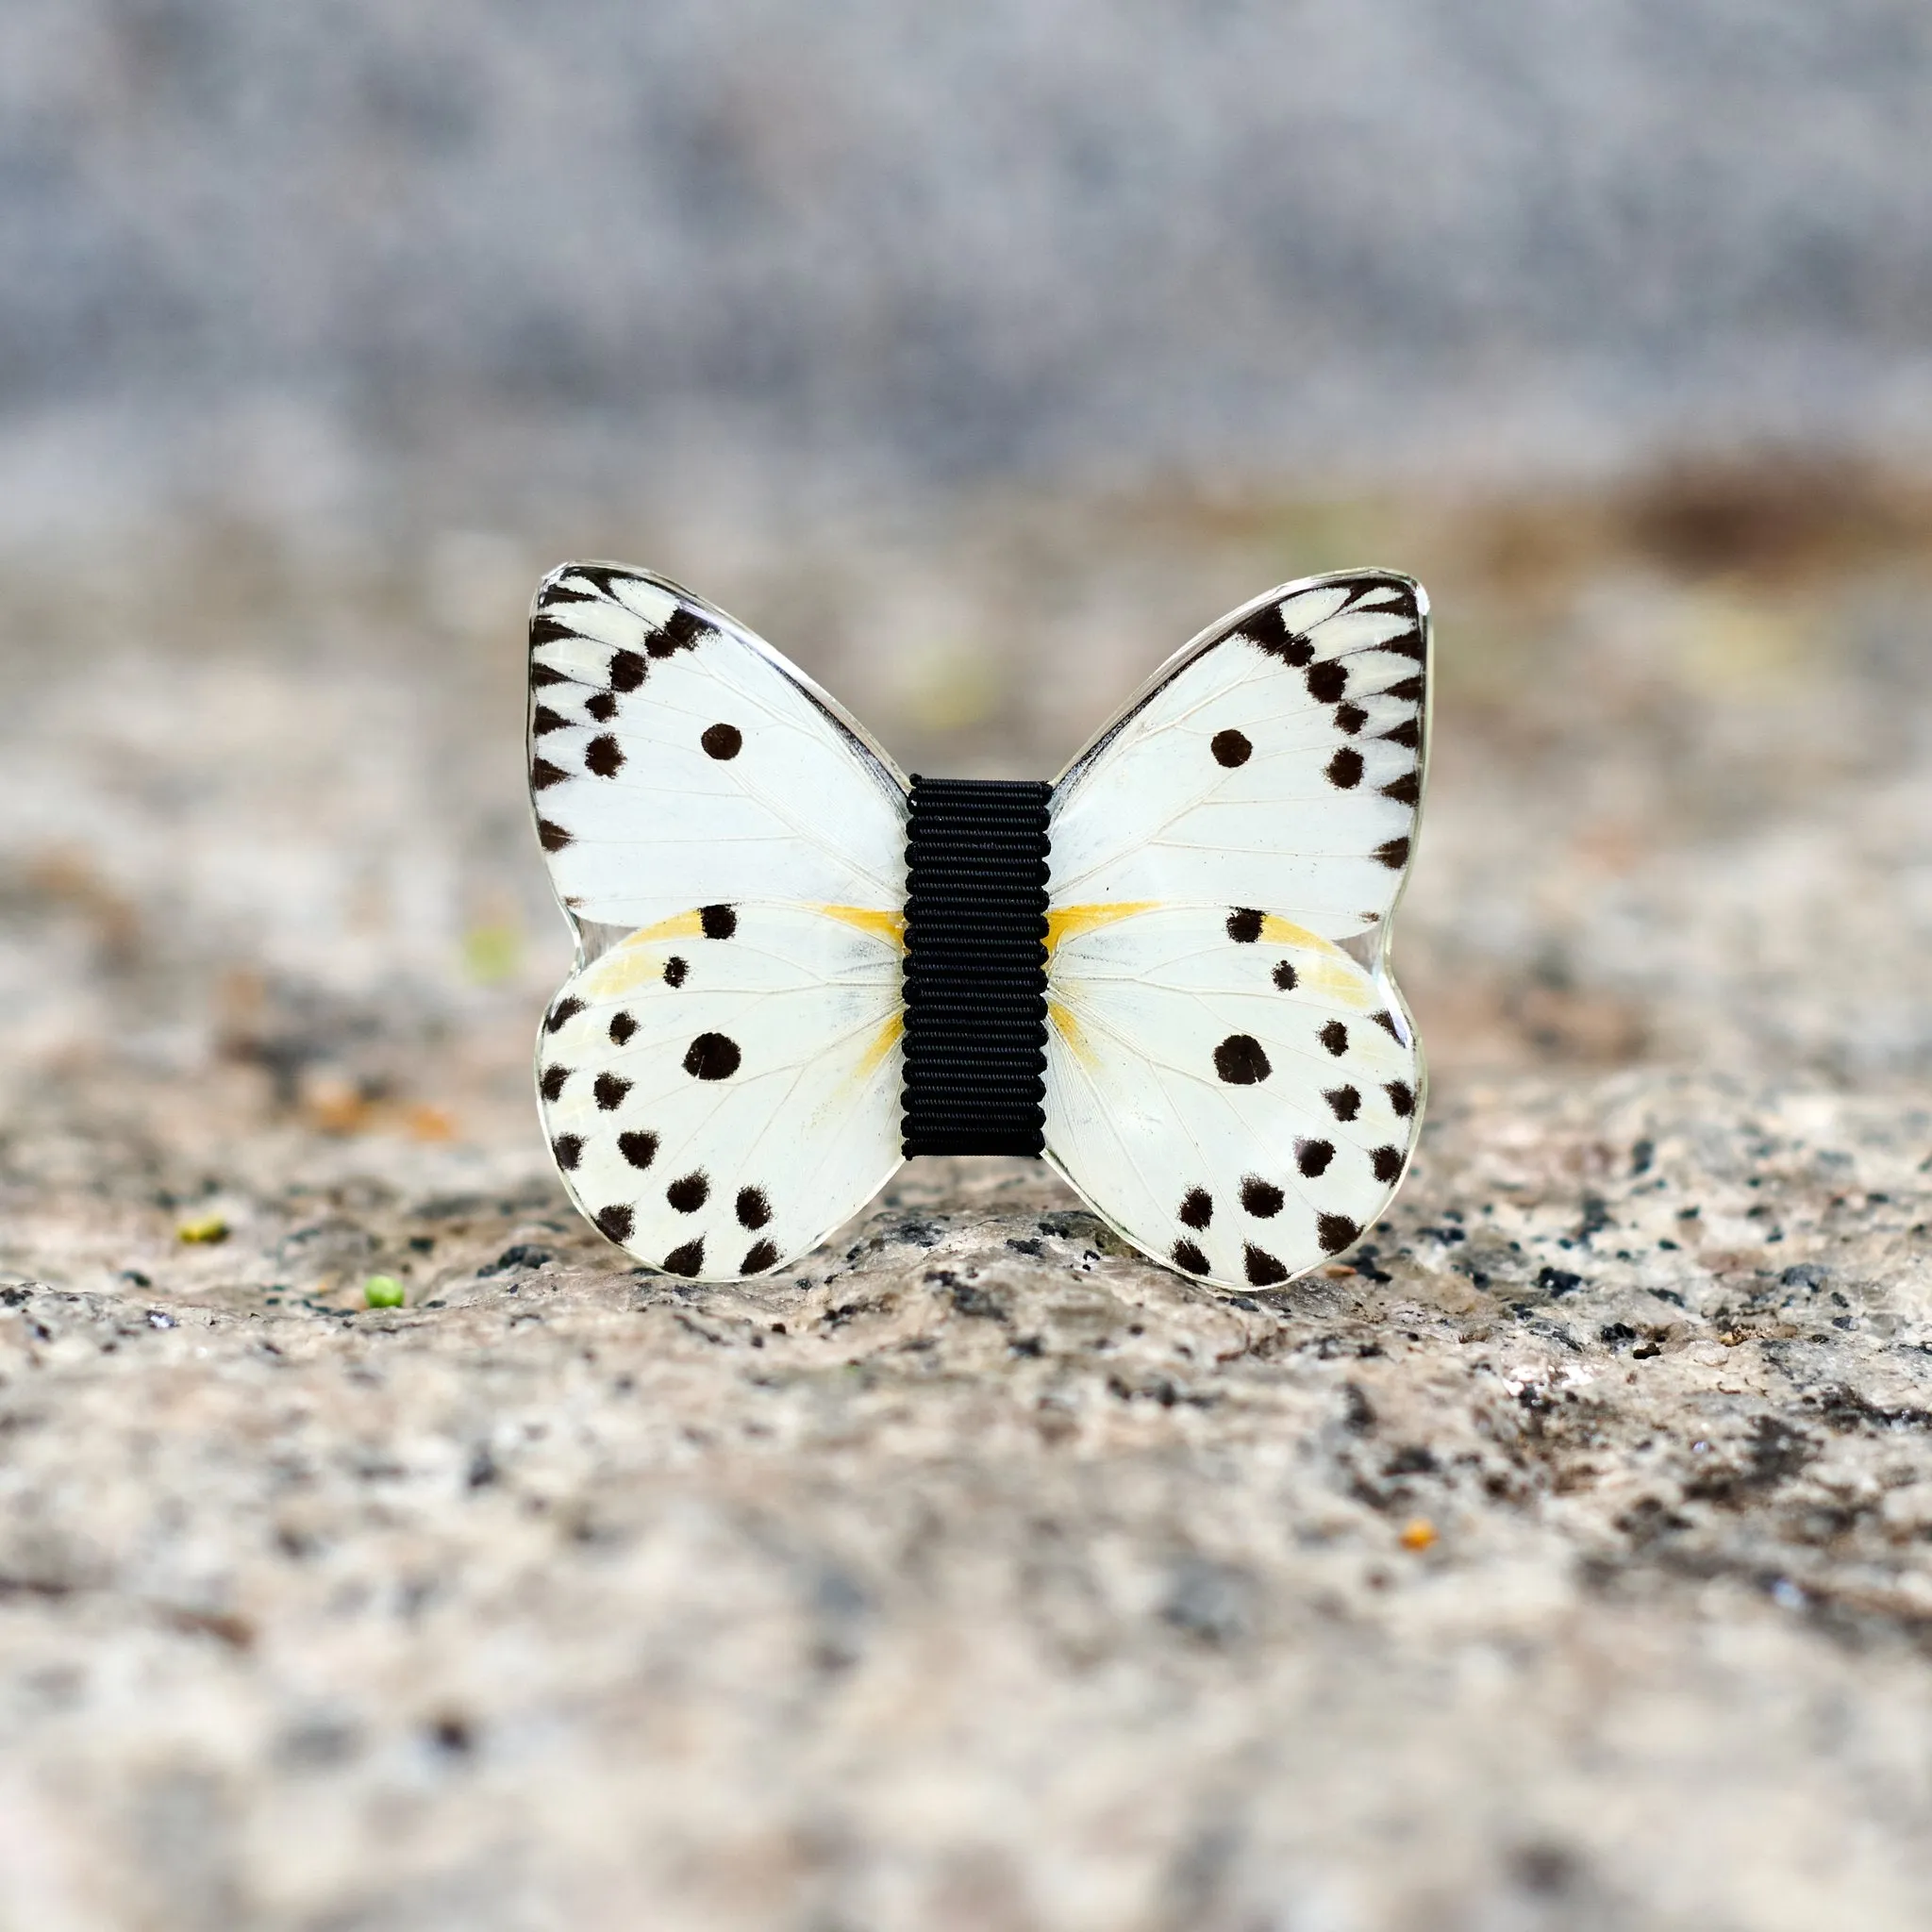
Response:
[582,908,708,997]
[1257,917,1377,1007]
[1047,994,1102,1070]
[854,1010,904,1083]
[815,904,907,950]
[1045,901,1159,956]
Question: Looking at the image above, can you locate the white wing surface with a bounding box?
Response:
[531,563,908,932]
[1049,574,1427,941]
[1044,905,1421,1289]
[1041,572,1429,1287]
[528,564,908,1278]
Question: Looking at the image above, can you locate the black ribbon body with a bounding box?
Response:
[901,777,1050,1157]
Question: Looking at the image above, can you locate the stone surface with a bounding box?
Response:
[4,485,1932,1927]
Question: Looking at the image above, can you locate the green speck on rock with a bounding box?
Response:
[364,1275,406,1309]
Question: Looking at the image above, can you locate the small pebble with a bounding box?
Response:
[176,1215,228,1245]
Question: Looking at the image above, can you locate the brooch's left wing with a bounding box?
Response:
[1041,571,1430,1289]
[528,564,908,1279]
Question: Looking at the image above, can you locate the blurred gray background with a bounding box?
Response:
[3,0,1931,541]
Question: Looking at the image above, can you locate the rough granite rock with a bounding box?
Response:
[4,488,1932,1927]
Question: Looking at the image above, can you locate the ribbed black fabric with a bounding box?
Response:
[902,777,1051,1158]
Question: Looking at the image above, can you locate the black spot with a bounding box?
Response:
[595,1205,634,1244]
[1372,1145,1404,1183]
[608,650,647,691]
[1387,675,1425,702]
[593,1072,631,1111]
[1244,1244,1290,1286]
[1381,771,1421,808]
[701,723,742,759]
[1241,1177,1284,1218]
[666,1171,709,1213]
[701,905,737,940]
[537,820,572,853]
[1307,661,1348,704]
[1319,1020,1349,1057]
[1210,728,1252,768]
[1381,718,1422,749]
[1240,603,1313,665]
[585,734,625,778]
[586,691,617,723]
[1386,1079,1416,1118]
[540,1065,569,1102]
[1325,747,1363,789]
[529,664,568,688]
[1173,1240,1210,1275]
[736,1186,772,1229]
[552,1134,583,1171]
[571,566,635,600]
[1335,703,1368,735]
[608,1011,636,1045]
[649,608,713,658]
[1297,1140,1334,1177]
[663,957,689,987]
[1178,1188,1213,1229]
[684,1032,741,1080]
[618,1130,658,1170]
[532,706,569,736]
[1213,1034,1272,1084]
[1272,960,1298,991]
[531,758,568,791]
[1374,837,1411,871]
[1317,1213,1361,1255]
[546,998,584,1034]
[1372,1009,1402,1039]
[741,1241,780,1274]
[1383,626,1426,661]
[662,1240,705,1276]
[529,615,580,648]
[1325,1085,1362,1122]
[1226,908,1264,943]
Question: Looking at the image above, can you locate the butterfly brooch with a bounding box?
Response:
[528,562,1429,1291]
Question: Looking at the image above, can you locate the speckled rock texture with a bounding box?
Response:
[4,479,1932,1929]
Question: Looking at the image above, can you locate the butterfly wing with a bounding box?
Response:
[1049,573,1426,941]
[528,563,908,1279]
[1042,571,1429,1287]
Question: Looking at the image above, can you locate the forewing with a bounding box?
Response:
[1048,573,1428,941]
[1044,905,1422,1289]
[529,562,908,932]
[540,902,904,1280]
